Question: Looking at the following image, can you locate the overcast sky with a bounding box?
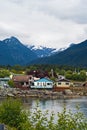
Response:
[0,0,87,49]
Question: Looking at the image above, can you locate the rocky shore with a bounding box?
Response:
[0,87,86,99]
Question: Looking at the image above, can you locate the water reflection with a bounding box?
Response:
[22,97,87,117]
[0,97,87,119]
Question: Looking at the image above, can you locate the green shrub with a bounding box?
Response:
[0,99,87,130]
[8,80,15,88]
[56,107,87,130]
[0,98,28,129]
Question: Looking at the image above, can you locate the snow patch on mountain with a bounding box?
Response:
[27,44,67,58]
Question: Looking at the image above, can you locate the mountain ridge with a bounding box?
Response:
[0,36,38,65]
[0,36,87,67]
[30,40,87,67]
[27,45,57,57]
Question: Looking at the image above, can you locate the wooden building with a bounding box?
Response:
[12,75,34,90]
[54,78,71,91]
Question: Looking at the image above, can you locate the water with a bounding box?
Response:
[0,96,87,118]
[22,96,87,118]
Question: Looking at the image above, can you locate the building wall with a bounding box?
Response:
[31,81,53,89]
[56,82,70,87]
[14,81,30,88]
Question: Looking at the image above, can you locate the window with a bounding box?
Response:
[21,82,24,85]
[47,83,52,85]
[37,83,39,86]
[31,82,34,86]
[43,82,46,86]
[29,77,32,80]
[26,82,28,85]
[66,82,69,85]
[40,83,42,86]
[58,82,61,85]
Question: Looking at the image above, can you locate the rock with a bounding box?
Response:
[7,93,14,97]
[63,89,73,95]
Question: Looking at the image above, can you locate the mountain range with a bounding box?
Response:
[31,40,87,67]
[27,45,57,58]
[0,36,87,67]
[0,36,58,65]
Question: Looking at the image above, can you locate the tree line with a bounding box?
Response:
[0,64,87,81]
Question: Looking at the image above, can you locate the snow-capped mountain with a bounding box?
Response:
[27,45,66,58]
[30,39,87,67]
[27,45,56,57]
[0,36,67,65]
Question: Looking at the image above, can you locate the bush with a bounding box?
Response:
[8,80,15,87]
[56,107,87,130]
[0,99,87,130]
[0,98,28,129]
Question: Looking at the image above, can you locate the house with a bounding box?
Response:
[57,75,65,80]
[54,78,71,91]
[30,77,54,89]
[73,82,83,87]
[0,77,10,88]
[12,75,34,89]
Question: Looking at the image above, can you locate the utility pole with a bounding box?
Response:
[51,69,54,77]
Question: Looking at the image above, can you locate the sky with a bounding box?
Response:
[0,0,87,49]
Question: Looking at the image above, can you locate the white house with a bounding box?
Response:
[55,79,71,88]
[30,77,53,89]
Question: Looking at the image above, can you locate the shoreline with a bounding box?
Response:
[0,87,86,99]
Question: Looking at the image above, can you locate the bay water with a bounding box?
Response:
[22,96,87,118]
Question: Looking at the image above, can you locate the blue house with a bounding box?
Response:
[30,77,53,89]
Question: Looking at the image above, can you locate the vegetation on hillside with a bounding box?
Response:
[0,65,87,81]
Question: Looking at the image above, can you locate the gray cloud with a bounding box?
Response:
[37,0,87,24]
[0,0,87,48]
